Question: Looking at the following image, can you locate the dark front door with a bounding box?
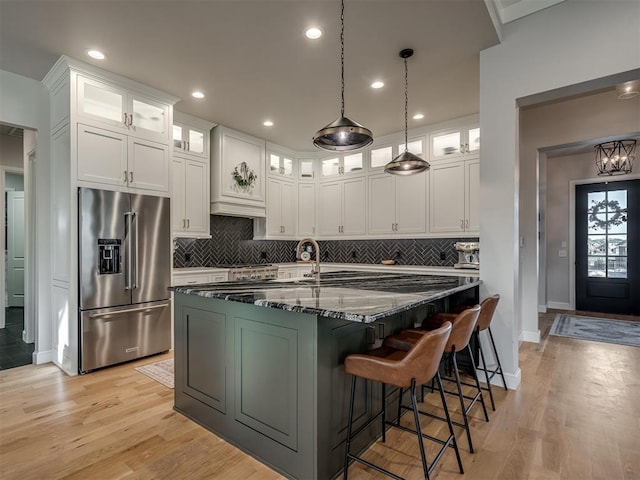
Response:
[575,180,640,315]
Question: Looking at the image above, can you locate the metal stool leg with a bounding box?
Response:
[381,383,386,443]
[467,344,489,422]
[343,376,357,480]
[476,330,496,410]
[435,372,464,474]
[487,327,508,391]
[409,379,430,479]
[451,351,474,453]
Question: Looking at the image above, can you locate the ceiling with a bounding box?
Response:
[0,1,561,151]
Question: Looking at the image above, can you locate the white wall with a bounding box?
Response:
[0,134,23,168]
[480,0,640,388]
[519,89,640,309]
[0,69,53,364]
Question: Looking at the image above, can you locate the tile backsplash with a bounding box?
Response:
[174,215,478,268]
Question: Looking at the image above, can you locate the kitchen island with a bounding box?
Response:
[172,271,480,479]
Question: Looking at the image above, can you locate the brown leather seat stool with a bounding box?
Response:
[427,295,506,410]
[384,305,488,454]
[343,322,464,480]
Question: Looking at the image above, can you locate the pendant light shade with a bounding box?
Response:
[595,139,635,176]
[313,0,373,151]
[385,48,430,175]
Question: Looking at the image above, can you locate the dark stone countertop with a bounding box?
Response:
[170,271,481,323]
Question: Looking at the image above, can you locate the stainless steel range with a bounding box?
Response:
[220,264,278,281]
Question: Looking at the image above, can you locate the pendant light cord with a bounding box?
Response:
[404,56,408,152]
[340,0,345,117]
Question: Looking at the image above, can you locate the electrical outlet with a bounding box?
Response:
[184,252,191,262]
[440,251,446,261]
[260,251,267,259]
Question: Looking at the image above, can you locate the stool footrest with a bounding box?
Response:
[346,454,404,480]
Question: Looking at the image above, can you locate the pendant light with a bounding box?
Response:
[313,0,373,151]
[385,49,430,175]
[595,139,635,176]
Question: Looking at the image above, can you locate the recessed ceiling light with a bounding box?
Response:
[305,27,322,39]
[371,81,384,89]
[263,120,274,127]
[413,113,424,120]
[191,91,205,99]
[87,50,105,60]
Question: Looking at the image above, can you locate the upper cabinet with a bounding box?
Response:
[319,152,365,178]
[77,75,171,144]
[318,177,366,236]
[173,111,214,160]
[210,126,266,217]
[429,125,480,161]
[368,136,426,171]
[368,172,427,235]
[171,112,215,238]
[267,143,296,179]
[298,158,316,180]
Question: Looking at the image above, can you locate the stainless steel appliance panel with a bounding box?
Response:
[80,300,171,373]
[79,188,132,310]
[130,194,171,304]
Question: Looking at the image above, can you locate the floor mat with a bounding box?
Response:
[550,314,640,347]
[135,358,174,388]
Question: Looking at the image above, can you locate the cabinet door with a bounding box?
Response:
[465,159,480,232]
[368,174,395,235]
[466,127,480,155]
[171,157,186,234]
[281,181,295,235]
[184,160,209,235]
[128,93,170,143]
[76,75,127,132]
[342,177,366,235]
[266,178,284,236]
[128,138,169,193]
[299,159,315,180]
[396,173,427,234]
[430,129,462,160]
[319,182,343,235]
[297,183,316,237]
[77,124,128,187]
[429,162,465,233]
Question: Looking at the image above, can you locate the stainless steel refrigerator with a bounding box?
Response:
[78,187,171,373]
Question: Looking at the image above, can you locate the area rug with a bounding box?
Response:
[550,314,640,347]
[135,358,174,388]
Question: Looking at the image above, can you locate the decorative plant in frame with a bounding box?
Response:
[588,199,626,230]
[231,161,257,194]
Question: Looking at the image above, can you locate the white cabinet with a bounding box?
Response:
[369,136,426,171]
[171,113,214,238]
[429,125,480,161]
[172,270,229,286]
[77,74,171,143]
[297,182,316,237]
[319,177,366,236]
[320,152,365,178]
[267,144,295,178]
[299,158,316,180]
[173,112,213,159]
[265,177,295,237]
[211,126,266,217]
[171,157,209,237]
[429,158,479,235]
[77,123,169,193]
[368,172,427,235]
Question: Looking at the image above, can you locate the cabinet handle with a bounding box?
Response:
[186,141,190,151]
[182,219,186,228]
[181,140,186,151]
[129,171,134,183]
[123,170,128,183]
[460,219,464,230]
[465,219,469,230]
[187,219,190,228]
[465,143,470,153]
[123,113,128,126]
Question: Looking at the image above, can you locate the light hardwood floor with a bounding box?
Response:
[1,311,639,480]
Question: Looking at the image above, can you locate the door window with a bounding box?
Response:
[586,189,627,278]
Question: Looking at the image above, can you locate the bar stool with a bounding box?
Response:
[383,305,488,453]
[343,322,464,480]
[426,295,506,410]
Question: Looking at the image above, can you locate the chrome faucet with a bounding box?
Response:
[296,237,320,276]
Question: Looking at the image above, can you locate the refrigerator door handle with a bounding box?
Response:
[133,211,139,289]
[88,303,167,318]
[124,211,133,290]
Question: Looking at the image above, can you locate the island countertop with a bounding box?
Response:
[170,271,481,323]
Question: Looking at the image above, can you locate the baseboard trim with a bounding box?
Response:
[519,329,541,344]
[538,304,547,313]
[504,368,521,390]
[34,349,55,365]
[547,301,571,310]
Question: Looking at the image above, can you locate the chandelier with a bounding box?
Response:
[594,139,635,176]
